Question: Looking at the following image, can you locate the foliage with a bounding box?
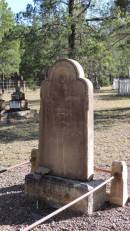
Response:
[0,0,14,41]
[0,0,130,86]
[0,0,21,79]
[0,39,21,78]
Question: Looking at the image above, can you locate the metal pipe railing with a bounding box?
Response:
[0,162,111,174]
[94,167,111,173]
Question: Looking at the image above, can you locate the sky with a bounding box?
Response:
[6,0,34,13]
[6,0,112,14]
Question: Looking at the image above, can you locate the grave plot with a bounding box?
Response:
[0,59,130,231]
[0,162,129,231]
[25,59,106,215]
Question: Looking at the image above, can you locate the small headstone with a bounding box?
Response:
[9,86,28,111]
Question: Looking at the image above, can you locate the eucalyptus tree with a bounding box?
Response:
[17,0,130,85]
[0,0,21,80]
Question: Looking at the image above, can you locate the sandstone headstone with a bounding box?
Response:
[25,59,107,214]
[38,59,94,180]
[30,148,38,172]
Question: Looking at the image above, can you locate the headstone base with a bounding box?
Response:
[25,173,106,214]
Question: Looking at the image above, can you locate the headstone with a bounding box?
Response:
[38,59,94,180]
[5,85,33,122]
[25,59,107,214]
[9,86,28,111]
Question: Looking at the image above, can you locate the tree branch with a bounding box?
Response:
[77,0,92,17]
[86,16,117,22]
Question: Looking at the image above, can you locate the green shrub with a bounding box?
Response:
[27,79,37,90]
[99,75,110,87]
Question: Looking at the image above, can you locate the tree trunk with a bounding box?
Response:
[68,0,76,58]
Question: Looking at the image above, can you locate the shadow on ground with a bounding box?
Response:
[0,183,47,226]
[0,183,81,227]
[0,182,120,229]
[0,184,23,194]
[97,94,130,101]
[1,107,130,143]
[0,121,39,143]
[94,107,130,128]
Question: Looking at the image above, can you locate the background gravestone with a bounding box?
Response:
[38,59,94,180]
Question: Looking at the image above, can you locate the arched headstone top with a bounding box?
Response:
[48,59,85,81]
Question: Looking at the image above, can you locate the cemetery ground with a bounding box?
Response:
[0,86,130,230]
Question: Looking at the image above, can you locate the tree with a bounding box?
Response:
[115,0,129,14]
[0,0,14,41]
[16,0,130,86]
[0,0,21,80]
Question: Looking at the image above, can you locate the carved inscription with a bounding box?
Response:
[43,80,85,130]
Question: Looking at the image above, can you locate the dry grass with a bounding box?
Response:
[95,86,130,111]
[0,122,39,166]
[0,89,40,166]
[0,86,130,168]
[0,86,130,231]
[4,86,130,111]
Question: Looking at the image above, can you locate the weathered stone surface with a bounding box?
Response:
[30,148,38,173]
[35,166,51,175]
[38,59,94,181]
[25,173,106,214]
[110,161,128,206]
[25,59,98,214]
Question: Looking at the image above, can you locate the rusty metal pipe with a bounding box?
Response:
[0,161,30,174]
[94,167,111,174]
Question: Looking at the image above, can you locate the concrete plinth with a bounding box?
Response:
[25,174,106,214]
